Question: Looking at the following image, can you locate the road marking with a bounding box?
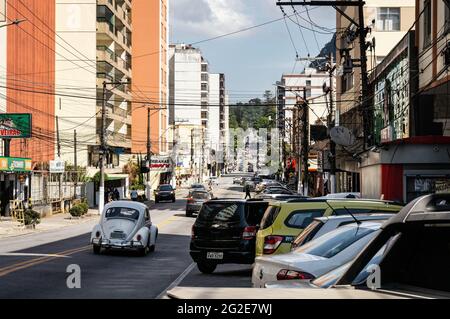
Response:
[0,253,71,258]
[156,262,196,299]
[0,245,90,278]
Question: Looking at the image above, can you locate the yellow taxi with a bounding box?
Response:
[255,199,403,256]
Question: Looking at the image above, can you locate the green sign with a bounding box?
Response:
[0,113,32,138]
[0,157,32,172]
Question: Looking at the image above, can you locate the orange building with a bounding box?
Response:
[6,0,55,163]
[131,0,169,155]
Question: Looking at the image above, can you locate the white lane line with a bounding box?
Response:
[156,262,196,299]
[0,253,71,258]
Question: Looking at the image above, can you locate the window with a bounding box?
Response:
[342,72,353,93]
[197,203,243,224]
[201,74,209,81]
[291,220,324,248]
[201,83,208,91]
[423,0,432,47]
[260,206,281,229]
[285,209,326,229]
[377,8,400,31]
[294,225,377,258]
[105,207,140,220]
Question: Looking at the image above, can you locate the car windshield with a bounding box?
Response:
[105,207,140,220]
[294,223,380,258]
[197,202,243,224]
[191,184,204,189]
[159,185,173,191]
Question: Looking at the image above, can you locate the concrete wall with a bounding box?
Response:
[55,0,97,167]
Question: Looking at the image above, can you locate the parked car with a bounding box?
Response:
[154,184,175,203]
[190,199,269,274]
[255,181,286,193]
[290,214,394,250]
[255,199,403,256]
[319,192,362,199]
[254,194,308,201]
[186,190,212,217]
[90,201,158,256]
[252,221,384,288]
[254,187,293,198]
[233,177,242,185]
[243,177,262,192]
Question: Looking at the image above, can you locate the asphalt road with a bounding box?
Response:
[0,176,253,299]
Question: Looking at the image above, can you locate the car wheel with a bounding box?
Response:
[93,244,101,255]
[197,262,217,274]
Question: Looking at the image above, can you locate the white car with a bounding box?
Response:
[252,221,383,288]
[90,201,158,256]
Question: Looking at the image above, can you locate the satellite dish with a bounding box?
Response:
[330,126,356,146]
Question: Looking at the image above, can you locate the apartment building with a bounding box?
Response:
[335,0,415,193]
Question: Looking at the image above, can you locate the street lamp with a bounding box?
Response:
[0,19,26,28]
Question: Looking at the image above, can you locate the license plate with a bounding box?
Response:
[207,252,223,260]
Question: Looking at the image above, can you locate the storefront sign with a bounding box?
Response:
[0,113,32,138]
[149,156,172,173]
[380,125,394,144]
[0,157,32,172]
[49,160,65,173]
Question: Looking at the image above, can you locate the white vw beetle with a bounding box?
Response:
[90,201,158,256]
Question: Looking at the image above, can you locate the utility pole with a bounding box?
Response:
[200,129,205,183]
[147,106,152,200]
[99,81,107,214]
[190,128,194,180]
[301,89,309,197]
[56,116,63,212]
[74,129,78,198]
[326,53,337,194]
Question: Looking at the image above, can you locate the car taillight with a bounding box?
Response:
[277,269,315,281]
[136,234,142,242]
[242,226,257,240]
[263,235,284,254]
[187,197,194,203]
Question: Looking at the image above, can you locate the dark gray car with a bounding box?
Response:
[186,190,211,217]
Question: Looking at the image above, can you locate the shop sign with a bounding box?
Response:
[50,160,65,173]
[0,157,32,172]
[380,125,394,144]
[0,113,32,138]
[148,156,172,172]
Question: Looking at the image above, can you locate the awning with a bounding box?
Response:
[107,174,129,181]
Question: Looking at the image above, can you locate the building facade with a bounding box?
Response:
[335,0,416,194]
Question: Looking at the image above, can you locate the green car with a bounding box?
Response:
[255,199,404,256]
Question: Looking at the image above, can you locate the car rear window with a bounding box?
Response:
[197,202,243,224]
[260,206,281,229]
[192,192,209,200]
[285,210,326,229]
[292,220,324,248]
[295,225,377,258]
[245,203,269,226]
[105,207,140,220]
[159,185,173,191]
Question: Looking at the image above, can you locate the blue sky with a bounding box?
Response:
[171,0,336,102]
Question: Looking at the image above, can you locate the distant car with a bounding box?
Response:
[207,177,219,186]
[190,199,269,274]
[186,190,212,217]
[190,183,206,191]
[154,184,175,203]
[290,214,394,250]
[233,177,242,185]
[90,201,158,256]
[255,194,308,201]
[255,181,285,193]
[252,221,384,288]
[243,177,262,192]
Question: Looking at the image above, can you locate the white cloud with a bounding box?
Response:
[173,0,254,38]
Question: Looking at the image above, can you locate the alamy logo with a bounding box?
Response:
[66,264,81,289]
[366,264,381,290]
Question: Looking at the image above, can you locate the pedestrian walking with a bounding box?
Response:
[130,189,138,201]
[244,184,252,199]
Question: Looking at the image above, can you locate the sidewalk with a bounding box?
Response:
[0,209,100,240]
